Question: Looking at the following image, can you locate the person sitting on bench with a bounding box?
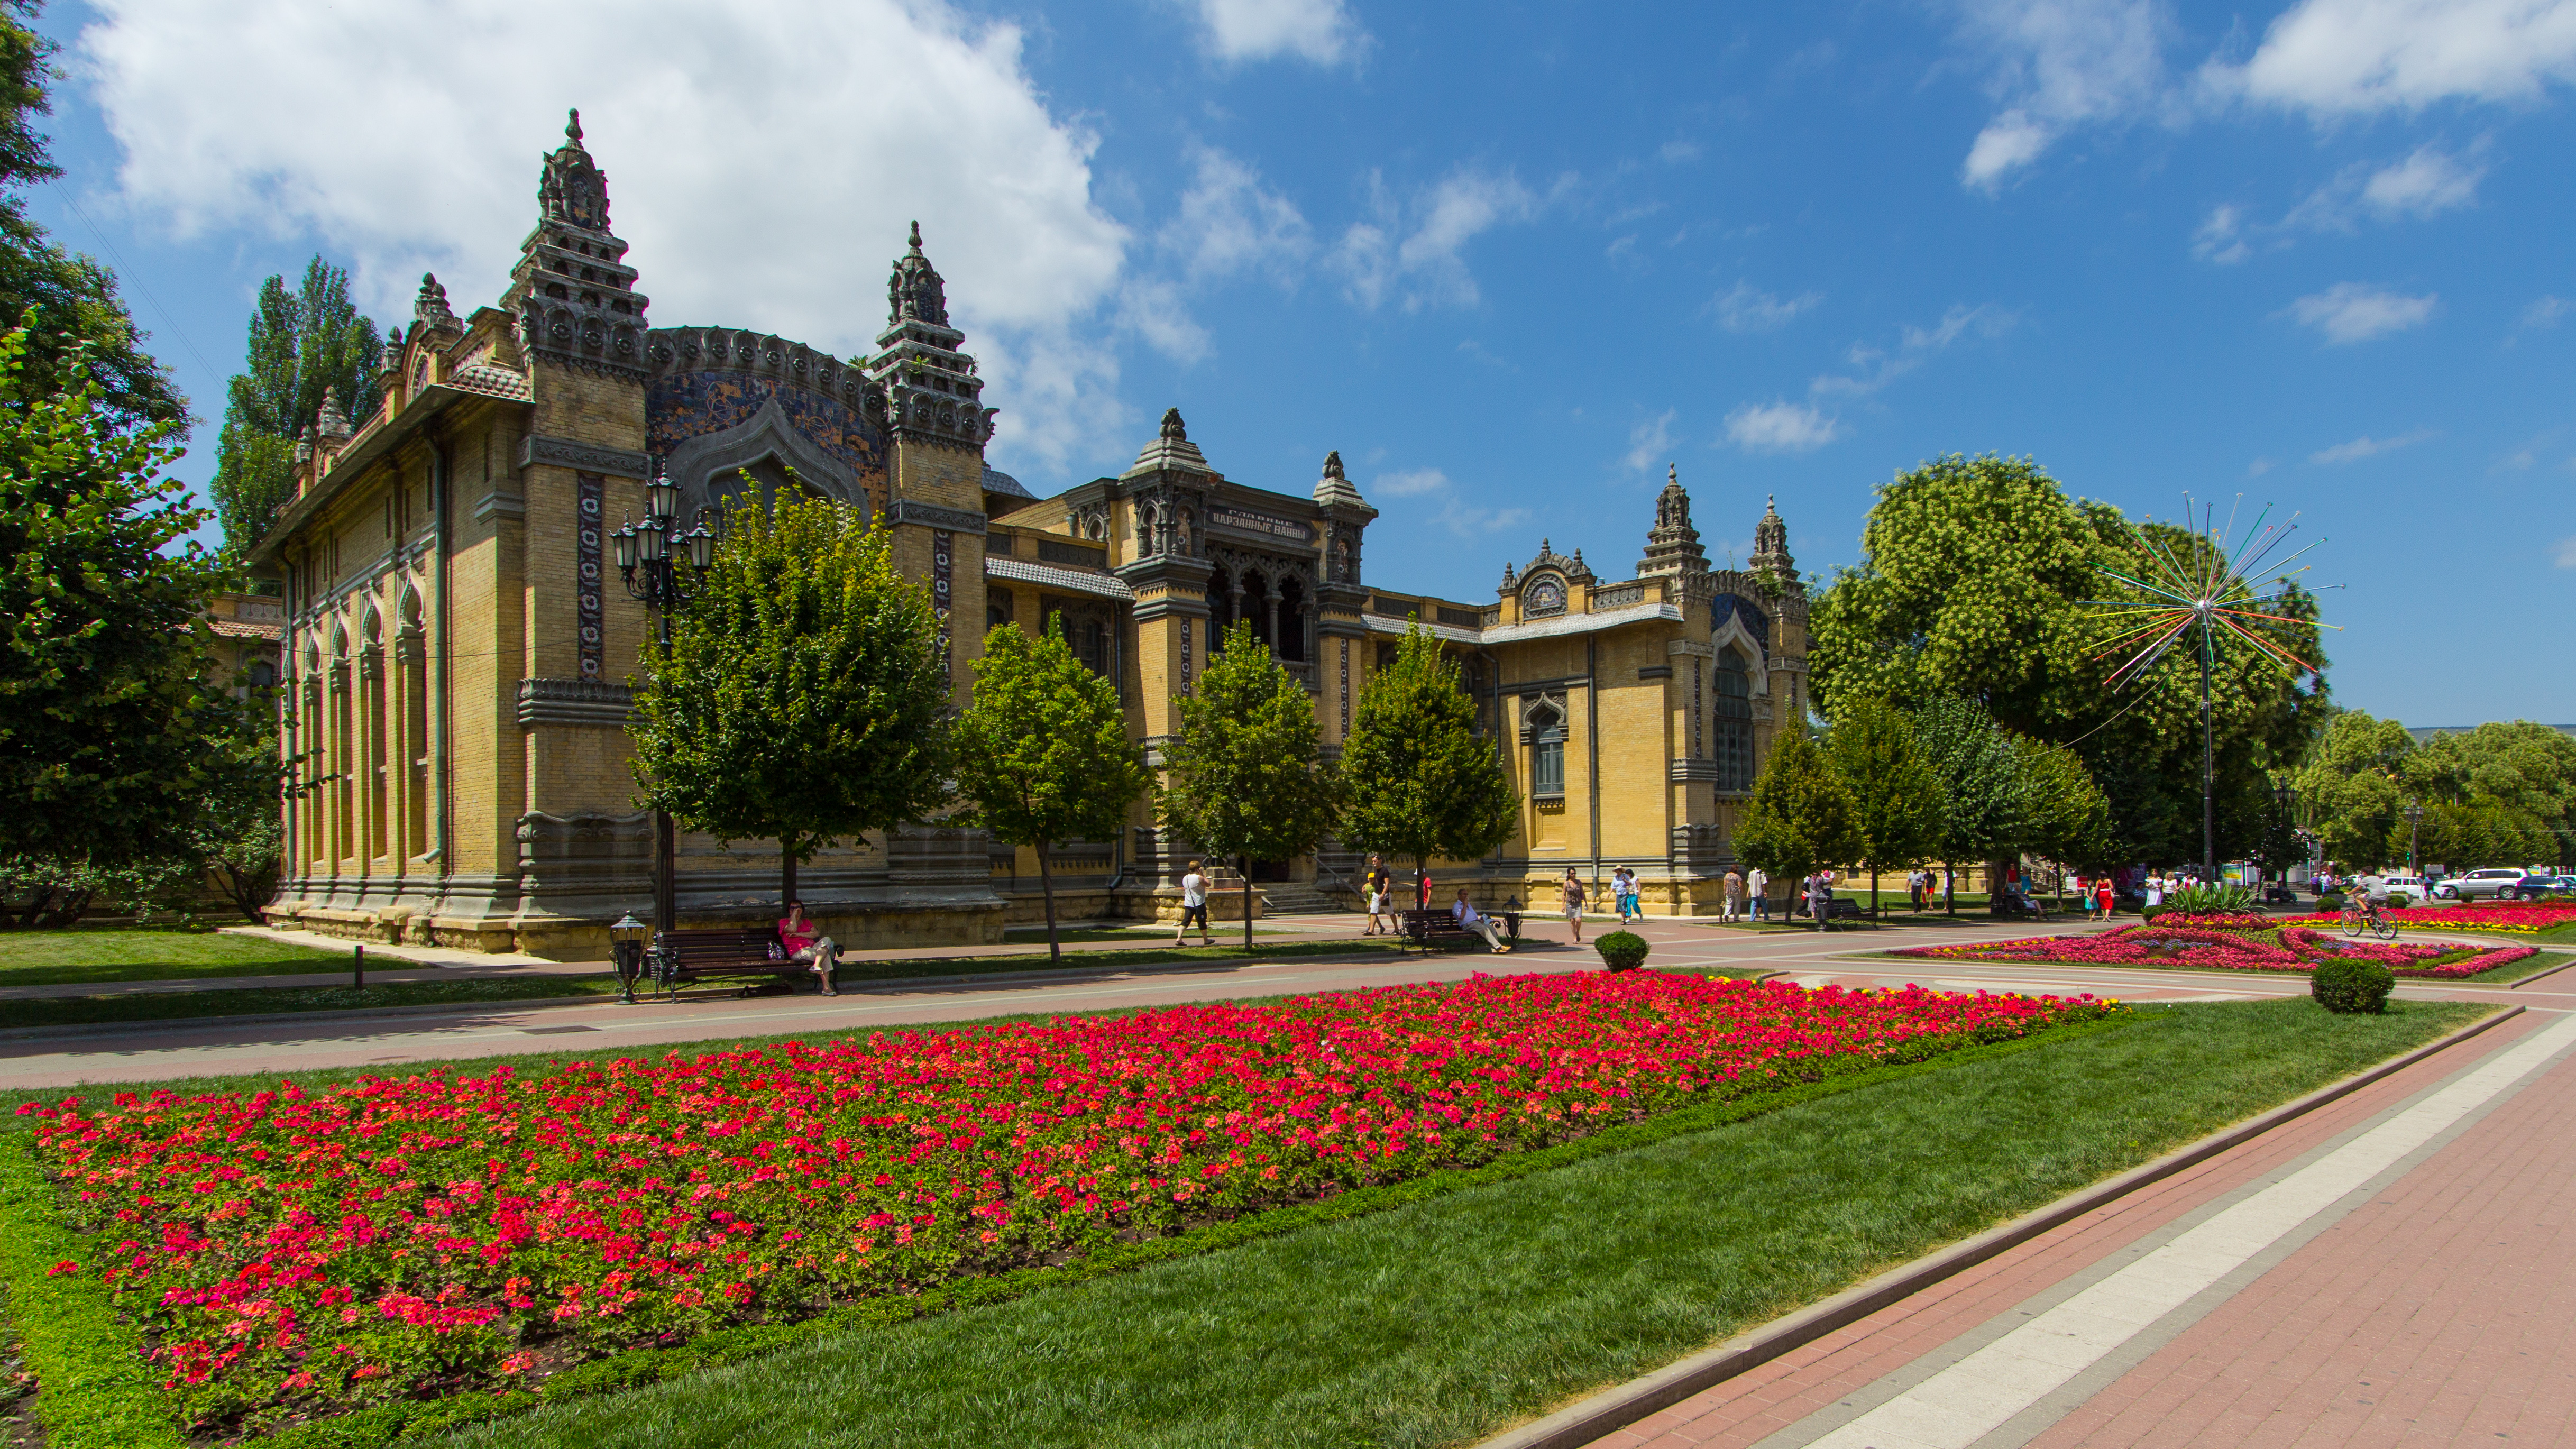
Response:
[778,900,839,996]
[1453,888,1511,954]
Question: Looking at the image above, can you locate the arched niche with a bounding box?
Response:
[662,396,868,521]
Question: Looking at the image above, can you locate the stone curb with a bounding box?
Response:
[1470,1002,2527,1449]
[2507,953,2576,989]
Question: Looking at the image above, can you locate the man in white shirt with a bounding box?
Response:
[1175,860,1213,946]
[1452,888,1510,953]
[1748,866,1770,922]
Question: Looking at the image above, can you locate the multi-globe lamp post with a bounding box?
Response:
[609,461,719,946]
[2087,499,2330,888]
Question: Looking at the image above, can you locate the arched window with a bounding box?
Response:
[1277,576,1308,662]
[1715,646,1754,791]
[1526,699,1565,799]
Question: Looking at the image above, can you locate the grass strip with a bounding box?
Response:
[1874,946,2569,986]
[0,1135,186,1448]
[428,998,2482,1449]
[0,928,354,988]
[223,1009,2140,1446]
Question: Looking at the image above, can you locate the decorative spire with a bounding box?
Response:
[414,272,460,333]
[538,107,611,231]
[1748,493,1797,589]
[886,220,951,329]
[1323,449,1344,479]
[1122,405,1215,479]
[315,386,350,439]
[1637,462,1709,579]
[1161,407,1186,439]
[1314,447,1366,510]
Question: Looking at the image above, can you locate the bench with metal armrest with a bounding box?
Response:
[1396,907,1523,952]
[629,927,831,1002]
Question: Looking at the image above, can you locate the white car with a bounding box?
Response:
[2435,868,2527,901]
[2376,874,2433,904]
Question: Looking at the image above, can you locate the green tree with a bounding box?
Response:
[0,325,228,888]
[1158,624,1340,949]
[1337,623,1517,883]
[209,259,382,560]
[630,492,952,906]
[2011,733,2113,873]
[954,618,1149,960]
[1736,728,1864,908]
[0,5,184,428]
[1822,695,1946,916]
[1910,696,2018,912]
[2292,710,2413,870]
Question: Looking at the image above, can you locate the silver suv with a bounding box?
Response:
[2436,868,2532,901]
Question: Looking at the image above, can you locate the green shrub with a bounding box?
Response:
[2312,958,2395,1014]
[2384,891,2412,909]
[2166,883,2259,916]
[2318,890,2346,912]
[1594,931,1649,971]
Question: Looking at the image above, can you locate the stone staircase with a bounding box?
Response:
[1255,882,1350,916]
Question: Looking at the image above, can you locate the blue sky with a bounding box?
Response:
[24,0,2576,723]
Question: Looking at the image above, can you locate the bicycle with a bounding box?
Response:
[2342,898,2398,941]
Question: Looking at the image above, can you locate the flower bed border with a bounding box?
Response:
[1893,927,2536,979]
[0,1008,2139,1449]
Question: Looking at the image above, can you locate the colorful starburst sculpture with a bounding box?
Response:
[2087,496,2325,687]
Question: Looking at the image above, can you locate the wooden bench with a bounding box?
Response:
[1397,907,1523,953]
[641,927,829,1001]
[1991,894,2057,922]
[1790,898,1869,929]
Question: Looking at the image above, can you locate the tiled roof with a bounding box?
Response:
[985,556,1135,600]
[445,363,534,402]
[206,618,283,640]
[982,465,1034,500]
[1359,599,1685,647]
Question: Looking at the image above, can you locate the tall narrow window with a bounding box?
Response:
[402,636,428,859]
[364,648,388,861]
[1715,646,1754,791]
[1528,700,1565,798]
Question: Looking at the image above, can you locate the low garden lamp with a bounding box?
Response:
[608,910,649,1005]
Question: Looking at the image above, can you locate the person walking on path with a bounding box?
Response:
[1749,866,1769,923]
[1361,855,1393,937]
[778,901,840,996]
[1451,888,1511,954]
[1612,866,1639,924]
[1722,867,1745,923]
[1416,866,1434,912]
[2095,875,2116,920]
[1809,870,1834,931]
[1176,860,1214,946]
[1562,868,1588,943]
[2144,873,2165,912]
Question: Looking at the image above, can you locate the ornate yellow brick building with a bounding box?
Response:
[250,116,1811,956]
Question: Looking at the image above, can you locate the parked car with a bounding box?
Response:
[2509,874,2571,899]
[2436,868,2546,901]
[2377,874,2433,905]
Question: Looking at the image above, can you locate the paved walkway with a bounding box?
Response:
[1553,975,2576,1449]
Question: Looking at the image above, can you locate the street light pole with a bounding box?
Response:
[2405,798,2423,877]
[611,458,719,940]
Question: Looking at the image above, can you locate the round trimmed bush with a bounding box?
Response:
[2312,957,2395,1014]
[1594,930,1649,971]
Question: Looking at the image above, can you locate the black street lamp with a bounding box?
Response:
[612,458,719,939]
[2404,798,2424,876]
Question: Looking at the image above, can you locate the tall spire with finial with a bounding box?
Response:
[1748,492,1796,589]
[863,222,989,448]
[1637,462,1709,579]
[508,107,649,375]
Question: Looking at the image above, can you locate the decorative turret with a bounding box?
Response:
[315,386,351,440]
[1121,407,1215,478]
[1510,538,1594,618]
[1312,449,1374,586]
[414,272,461,334]
[1748,493,1797,590]
[1312,450,1364,509]
[1637,464,1709,579]
[506,108,650,377]
[860,222,992,449]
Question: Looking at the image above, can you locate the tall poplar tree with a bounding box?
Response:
[954,618,1149,960]
[1159,623,1339,950]
[630,493,952,905]
[1823,696,1946,916]
[1338,623,1516,883]
[1735,729,1864,910]
[209,258,382,558]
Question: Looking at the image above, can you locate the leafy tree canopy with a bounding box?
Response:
[630,491,952,900]
[1736,727,1864,888]
[1822,695,1947,897]
[1159,623,1339,947]
[1336,623,1516,872]
[0,325,231,872]
[210,258,382,559]
[0,4,184,428]
[2293,711,2576,871]
[954,617,1148,958]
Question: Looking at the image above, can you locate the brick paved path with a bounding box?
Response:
[1558,989,2576,1449]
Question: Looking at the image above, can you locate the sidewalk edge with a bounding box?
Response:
[2507,954,2576,989]
[1471,1002,2526,1449]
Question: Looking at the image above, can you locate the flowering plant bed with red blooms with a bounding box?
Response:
[1896,926,2534,978]
[2267,903,2576,934]
[11,973,2109,1435]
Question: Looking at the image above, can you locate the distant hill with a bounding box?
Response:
[2406,724,2576,741]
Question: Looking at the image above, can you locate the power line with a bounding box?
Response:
[43,178,226,386]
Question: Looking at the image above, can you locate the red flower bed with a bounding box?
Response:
[1897,926,2534,978]
[2272,903,2576,934]
[15,973,2107,1429]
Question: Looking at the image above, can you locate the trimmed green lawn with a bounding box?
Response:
[0,926,354,987]
[424,997,2483,1449]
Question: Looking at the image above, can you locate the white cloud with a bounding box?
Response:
[1952,0,2174,191]
[1369,465,1528,537]
[1191,0,1363,65]
[2193,204,2251,263]
[2282,140,2489,232]
[1660,139,1703,163]
[1113,278,1212,365]
[77,0,1132,470]
[1810,304,2014,397]
[1625,410,1676,471]
[1725,401,1841,453]
[1159,147,1312,285]
[2553,535,2576,568]
[1714,280,1823,333]
[2522,295,2571,329]
[2248,455,2276,475]
[2309,427,2435,464]
[1332,168,1546,311]
[2208,0,2576,116]
[2285,282,2439,343]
